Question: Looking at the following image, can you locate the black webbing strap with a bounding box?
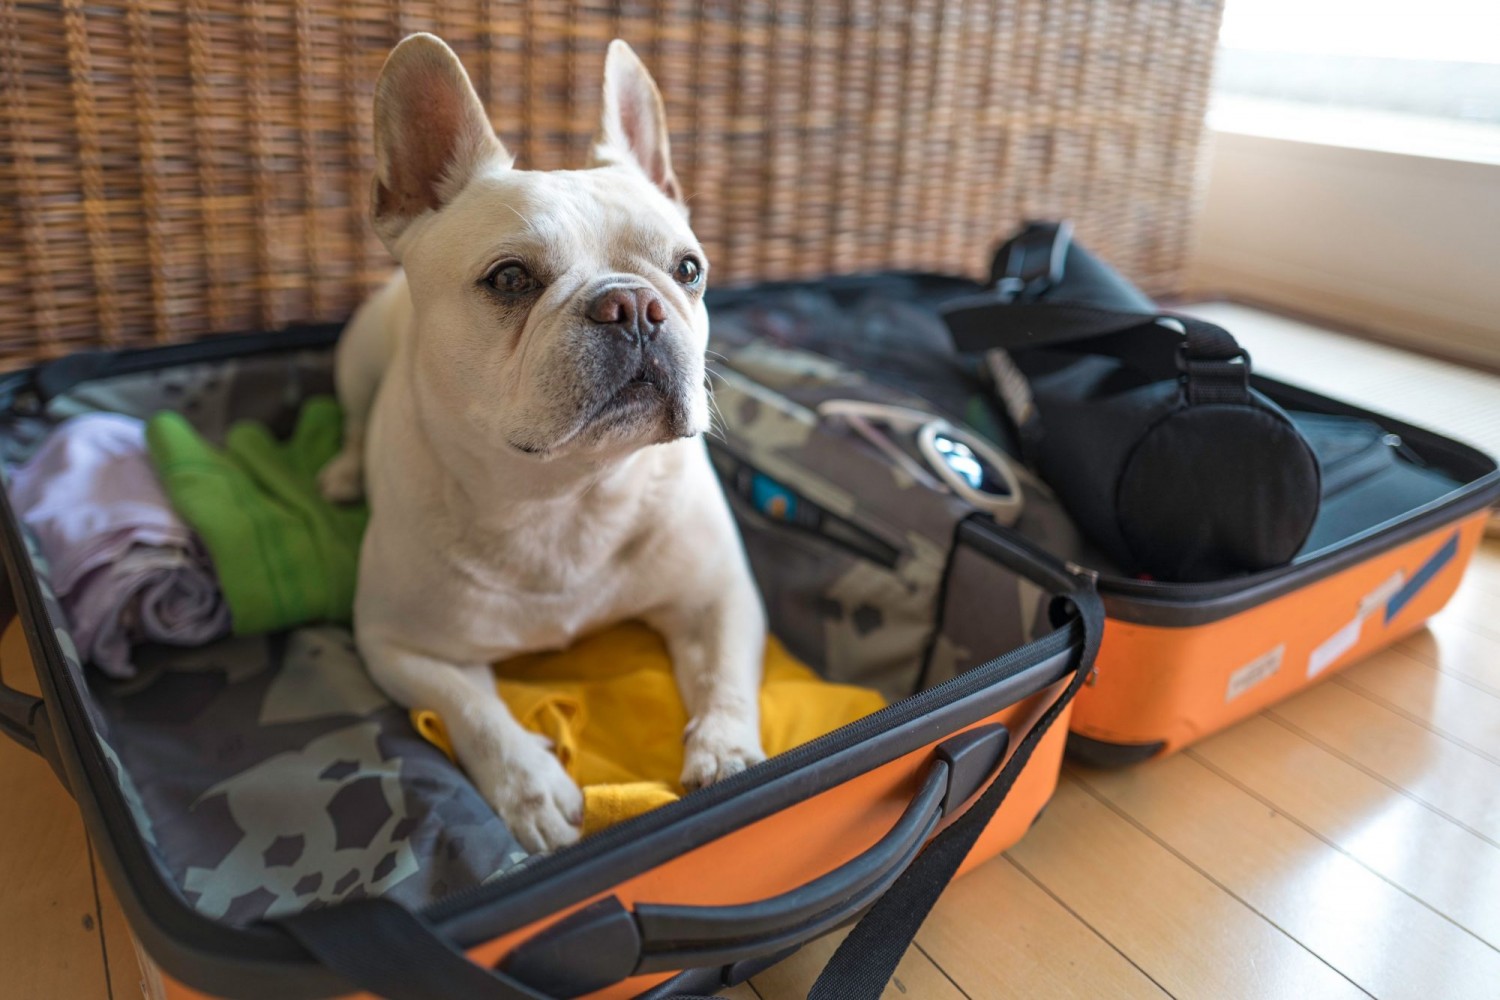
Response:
[944,220,1253,408]
[280,898,553,1000]
[806,585,1105,1000]
[1176,322,1251,406]
[942,296,1251,406]
[944,300,1155,354]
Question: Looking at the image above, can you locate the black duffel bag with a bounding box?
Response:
[941,222,1322,583]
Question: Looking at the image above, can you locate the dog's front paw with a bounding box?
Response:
[681,713,766,791]
[472,735,583,854]
[318,449,366,504]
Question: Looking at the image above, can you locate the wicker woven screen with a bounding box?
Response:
[0,1,1224,367]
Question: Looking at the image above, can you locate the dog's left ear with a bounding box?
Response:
[591,40,684,207]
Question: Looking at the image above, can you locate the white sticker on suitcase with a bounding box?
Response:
[1306,570,1408,679]
[1227,644,1285,702]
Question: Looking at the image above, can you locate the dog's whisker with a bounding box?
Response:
[703,379,730,443]
[703,408,728,443]
[501,203,539,233]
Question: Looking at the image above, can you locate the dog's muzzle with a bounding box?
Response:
[576,286,696,441]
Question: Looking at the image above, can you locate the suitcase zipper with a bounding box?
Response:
[1089,490,1493,611]
[0,324,343,411]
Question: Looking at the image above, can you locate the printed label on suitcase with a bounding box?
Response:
[1307,571,1406,679]
[1226,645,1285,702]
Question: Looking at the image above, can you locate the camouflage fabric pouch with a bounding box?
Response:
[706,311,1078,699]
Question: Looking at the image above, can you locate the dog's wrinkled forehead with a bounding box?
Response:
[438,165,700,281]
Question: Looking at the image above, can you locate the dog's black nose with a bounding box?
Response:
[586,286,666,340]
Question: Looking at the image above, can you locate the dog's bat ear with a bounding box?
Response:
[591,40,685,208]
[371,33,511,248]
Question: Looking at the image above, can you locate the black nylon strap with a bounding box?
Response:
[280,898,553,1000]
[944,299,1157,355]
[1177,322,1250,405]
[807,586,1105,1000]
[946,220,1252,405]
[942,294,1251,406]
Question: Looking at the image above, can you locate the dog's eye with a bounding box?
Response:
[673,256,704,287]
[486,263,540,296]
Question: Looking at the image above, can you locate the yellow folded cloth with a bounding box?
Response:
[411,622,886,836]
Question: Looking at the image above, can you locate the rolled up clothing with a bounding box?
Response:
[145,397,369,635]
[7,413,231,677]
[68,545,230,677]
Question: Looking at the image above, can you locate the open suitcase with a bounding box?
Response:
[706,222,1500,768]
[0,327,1102,999]
[0,6,1232,996]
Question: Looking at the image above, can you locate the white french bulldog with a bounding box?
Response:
[320,33,767,853]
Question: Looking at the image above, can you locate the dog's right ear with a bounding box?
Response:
[590,40,684,208]
[371,33,511,248]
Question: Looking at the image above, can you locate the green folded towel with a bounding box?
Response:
[146,397,368,635]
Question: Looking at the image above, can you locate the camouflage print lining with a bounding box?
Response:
[90,630,524,923]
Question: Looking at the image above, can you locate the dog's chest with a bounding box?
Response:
[440,551,656,657]
[405,489,673,660]
[360,420,701,664]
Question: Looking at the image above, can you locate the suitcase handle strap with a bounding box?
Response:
[278,586,1104,1000]
[804,582,1104,999]
[941,220,1253,407]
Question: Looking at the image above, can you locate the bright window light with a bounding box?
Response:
[1219,0,1500,65]
[1212,0,1500,157]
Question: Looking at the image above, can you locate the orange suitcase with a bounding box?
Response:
[0,327,1101,999]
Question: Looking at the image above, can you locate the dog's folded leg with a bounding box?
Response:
[320,272,406,504]
[357,638,583,853]
[651,590,768,791]
[317,423,366,504]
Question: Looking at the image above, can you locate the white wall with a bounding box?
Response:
[1188,128,1500,369]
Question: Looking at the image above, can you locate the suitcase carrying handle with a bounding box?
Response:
[491,723,1010,995]
[0,567,49,754]
[278,587,1105,1000]
[0,566,71,791]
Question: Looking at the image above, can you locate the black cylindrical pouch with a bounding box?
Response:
[942,223,1321,583]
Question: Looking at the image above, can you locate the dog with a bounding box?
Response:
[320,33,767,853]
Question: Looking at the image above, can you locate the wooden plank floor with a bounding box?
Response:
[2,306,1498,999]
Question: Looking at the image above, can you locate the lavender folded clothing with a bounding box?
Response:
[7,413,230,677]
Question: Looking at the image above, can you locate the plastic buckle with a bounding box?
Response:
[1176,342,1252,405]
[993,220,1073,299]
[1174,340,1249,375]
